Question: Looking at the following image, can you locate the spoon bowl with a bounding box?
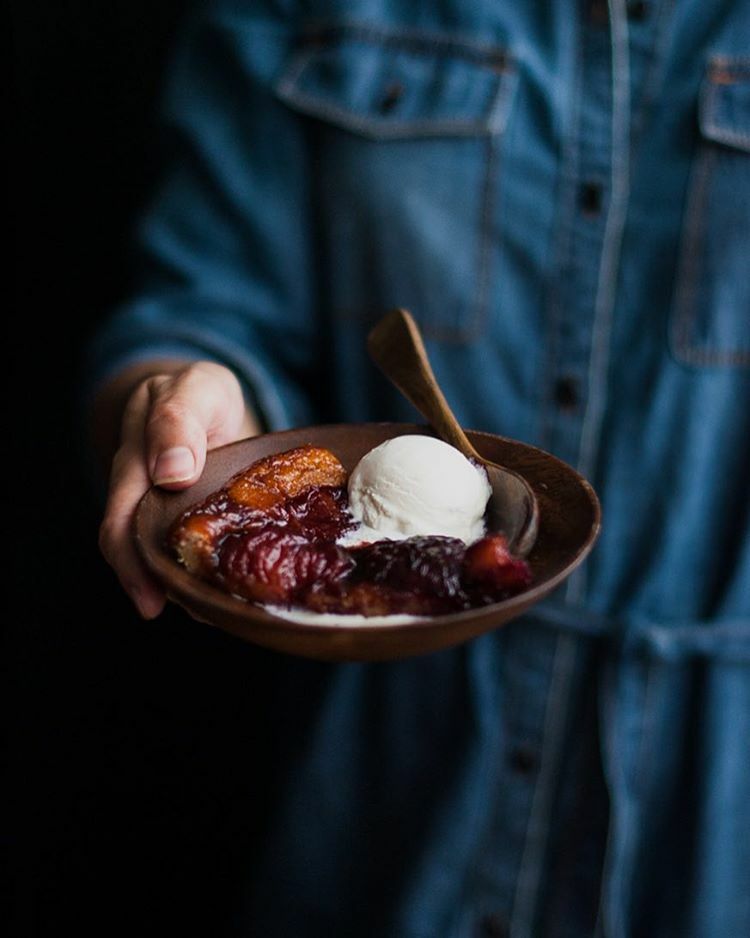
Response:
[367,309,540,556]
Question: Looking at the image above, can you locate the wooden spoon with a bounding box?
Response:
[367,308,540,556]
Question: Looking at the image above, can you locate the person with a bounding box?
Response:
[88,1,749,935]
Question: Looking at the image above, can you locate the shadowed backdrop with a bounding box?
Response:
[9,5,315,934]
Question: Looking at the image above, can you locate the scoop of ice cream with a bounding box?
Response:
[346,435,491,544]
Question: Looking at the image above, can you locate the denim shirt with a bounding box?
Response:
[88,1,750,935]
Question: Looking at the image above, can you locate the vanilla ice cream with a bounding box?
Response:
[345,435,491,544]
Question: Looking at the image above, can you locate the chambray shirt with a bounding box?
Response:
[88,1,750,935]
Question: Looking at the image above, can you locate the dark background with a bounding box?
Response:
[10,4,302,934]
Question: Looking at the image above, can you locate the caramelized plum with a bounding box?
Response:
[169,446,351,575]
[301,535,531,615]
[300,537,466,615]
[352,536,465,600]
[219,528,354,605]
[283,485,355,542]
[169,446,532,617]
[168,491,268,577]
[463,535,533,595]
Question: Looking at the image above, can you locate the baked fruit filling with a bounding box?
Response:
[168,445,532,616]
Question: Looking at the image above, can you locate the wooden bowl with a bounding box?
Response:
[134,423,600,661]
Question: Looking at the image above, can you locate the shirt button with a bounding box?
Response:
[589,0,609,25]
[303,27,327,48]
[579,181,603,216]
[477,913,509,938]
[509,744,539,776]
[554,376,580,411]
[627,0,650,20]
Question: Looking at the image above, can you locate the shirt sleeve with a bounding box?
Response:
[85,1,317,431]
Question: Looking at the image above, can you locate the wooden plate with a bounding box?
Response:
[134,423,600,661]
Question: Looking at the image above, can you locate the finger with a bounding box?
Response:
[100,385,167,618]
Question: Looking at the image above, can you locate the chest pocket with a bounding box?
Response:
[670,57,750,367]
[275,24,517,343]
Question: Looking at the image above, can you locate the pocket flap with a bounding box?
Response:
[275,23,515,140]
[699,57,750,153]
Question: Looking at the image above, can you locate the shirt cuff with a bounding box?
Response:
[83,335,294,434]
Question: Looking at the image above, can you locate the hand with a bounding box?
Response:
[97,360,260,618]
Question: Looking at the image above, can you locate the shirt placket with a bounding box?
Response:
[457,627,592,938]
[459,3,638,937]
[540,3,619,476]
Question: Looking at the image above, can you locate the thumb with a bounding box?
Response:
[145,366,234,489]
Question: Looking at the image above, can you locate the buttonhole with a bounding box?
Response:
[554,376,580,411]
[509,744,539,776]
[489,51,508,73]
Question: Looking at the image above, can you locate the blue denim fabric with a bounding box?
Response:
[87,1,750,935]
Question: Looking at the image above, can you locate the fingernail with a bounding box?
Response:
[153,446,195,484]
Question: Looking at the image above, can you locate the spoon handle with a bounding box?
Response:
[367,309,482,461]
